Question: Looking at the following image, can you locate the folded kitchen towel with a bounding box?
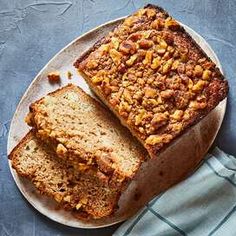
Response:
[114,147,236,236]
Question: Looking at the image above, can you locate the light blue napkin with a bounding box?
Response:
[114,148,236,236]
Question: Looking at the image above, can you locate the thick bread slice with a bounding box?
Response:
[9,131,119,219]
[74,4,228,159]
[25,84,147,186]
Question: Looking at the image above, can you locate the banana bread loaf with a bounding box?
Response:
[74,4,228,158]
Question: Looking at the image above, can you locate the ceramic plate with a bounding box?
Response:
[7,17,227,228]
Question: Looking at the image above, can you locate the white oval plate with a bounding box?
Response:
[7,17,226,228]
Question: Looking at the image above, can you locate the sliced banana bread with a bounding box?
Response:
[25,84,147,186]
[9,131,120,219]
[74,4,228,159]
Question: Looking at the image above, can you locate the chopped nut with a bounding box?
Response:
[135,109,146,126]
[143,50,153,65]
[170,123,183,133]
[177,63,186,74]
[91,75,103,84]
[151,112,169,129]
[145,134,173,145]
[55,194,63,203]
[159,39,168,49]
[156,47,166,55]
[151,18,164,30]
[100,43,110,52]
[86,60,98,69]
[64,195,71,202]
[162,59,173,74]
[128,32,142,41]
[119,40,137,54]
[47,71,61,83]
[189,101,207,110]
[110,37,120,49]
[110,49,122,64]
[165,17,180,30]
[160,89,174,99]
[144,87,157,98]
[194,65,203,77]
[167,46,175,54]
[151,58,161,69]
[162,31,174,45]
[202,69,212,80]
[126,54,137,66]
[67,71,73,80]
[80,198,88,205]
[192,80,207,92]
[163,52,171,60]
[171,60,179,71]
[170,110,184,121]
[76,203,82,210]
[188,79,194,89]
[123,89,133,104]
[119,101,131,114]
[56,144,67,155]
[133,90,143,100]
[146,8,156,18]
[139,39,153,49]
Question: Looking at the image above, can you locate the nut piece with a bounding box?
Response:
[143,50,153,65]
[145,134,173,145]
[139,39,153,49]
[194,65,203,77]
[47,71,61,83]
[202,69,212,80]
[91,75,103,84]
[192,80,207,92]
[144,87,157,98]
[146,8,156,18]
[151,58,161,69]
[151,112,169,129]
[55,193,63,203]
[110,49,122,64]
[126,55,137,66]
[159,39,168,49]
[171,60,179,71]
[135,109,146,126]
[170,110,184,121]
[160,89,174,99]
[67,71,73,80]
[162,59,173,74]
[64,195,71,202]
[165,17,180,30]
[76,203,82,210]
[56,144,67,155]
[123,89,133,104]
[189,101,207,110]
[119,40,137,54]
[110,37,120,50]
[86,60,98,69]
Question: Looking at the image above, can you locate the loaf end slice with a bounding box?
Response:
[9,131,120,219]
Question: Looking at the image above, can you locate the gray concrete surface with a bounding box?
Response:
[0,0,235,235]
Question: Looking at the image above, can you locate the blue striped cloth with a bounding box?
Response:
[114,148,236,236]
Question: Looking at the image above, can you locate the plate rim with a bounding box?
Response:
[7,16,227,229]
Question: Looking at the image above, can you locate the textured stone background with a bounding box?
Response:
[0,0,235,235]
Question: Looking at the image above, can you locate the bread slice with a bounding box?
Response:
[9,131,120,219]
[74,4,228,159]
[25,84,147,187]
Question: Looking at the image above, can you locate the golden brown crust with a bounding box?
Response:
[75,4,228,158]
